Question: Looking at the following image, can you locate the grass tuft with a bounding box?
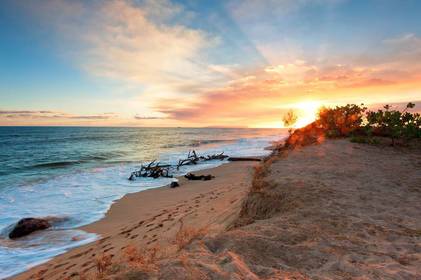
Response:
[123,244,161,272]
[173,223,208,251]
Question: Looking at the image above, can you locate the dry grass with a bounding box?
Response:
[250,155,278,193]
[173,222,208,251]
[123,244,161,272]
[95,254,113,277]
[230,152,286,227]
[178,253,211,280]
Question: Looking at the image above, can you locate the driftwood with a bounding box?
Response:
[200,151,229,161]
[176,150,200,170]
[129,160,173,180]
[184,173,215,181]
[177,150,228,170]
[129,150,229,180]
[227,157,262,162]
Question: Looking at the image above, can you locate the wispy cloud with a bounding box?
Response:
[154,32,421,127]
[0,110,117,120]
[134,115,166,120]
[9,1,421,127]
[29,0,223,91]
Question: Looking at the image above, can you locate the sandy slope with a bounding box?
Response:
[169,139,421,279]
[12,161,258,280]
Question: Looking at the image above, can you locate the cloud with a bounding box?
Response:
[20,0,236,124]
[228,0,344,20]
[28,0,220,92]
[14,2,421,127]
[134,115,166,120]
[383,33,421,51]
[154,45,421,127]
[0,110,117,120]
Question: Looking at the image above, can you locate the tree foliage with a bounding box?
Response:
[314,102,421,145]
[317,104,367,137]
[282,110,298,128]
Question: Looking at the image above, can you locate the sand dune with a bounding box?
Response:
[171,139,421,279]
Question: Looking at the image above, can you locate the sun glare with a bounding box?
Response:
[293,101,322,128]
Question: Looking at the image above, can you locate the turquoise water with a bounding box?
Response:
[0,126,286,278]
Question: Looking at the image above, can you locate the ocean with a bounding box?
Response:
[0,126,286,278]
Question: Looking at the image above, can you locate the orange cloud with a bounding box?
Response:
[154,53,421,127]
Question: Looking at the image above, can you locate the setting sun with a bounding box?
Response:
[291,101,322,128]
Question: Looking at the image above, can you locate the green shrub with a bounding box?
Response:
[365,103,421,145]
[313,102,420,146]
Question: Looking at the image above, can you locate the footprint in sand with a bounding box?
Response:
[101,243,112,249]
[98,236,111,243]
[53,262,69,269]
[81,261,93,268]
[103,247,114,253]
[66,263,76,270]
[146,238,158,245]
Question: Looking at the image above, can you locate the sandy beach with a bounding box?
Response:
[11,138,421,279]
[12,160,258,280]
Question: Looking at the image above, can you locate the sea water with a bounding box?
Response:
[0,127,286,278]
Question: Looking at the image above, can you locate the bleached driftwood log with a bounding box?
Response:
[129,160,172,180]
[176,150,228,170]
[129,150,229,180]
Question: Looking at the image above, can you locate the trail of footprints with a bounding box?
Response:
[28,187,237,280]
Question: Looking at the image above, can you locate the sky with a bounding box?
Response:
[0,0,420,127]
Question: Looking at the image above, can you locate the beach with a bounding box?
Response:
[10,137,421,279]
[0,127,281,278]
[12,160,259,280]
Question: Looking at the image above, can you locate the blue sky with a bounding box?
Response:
[1,0,420,127]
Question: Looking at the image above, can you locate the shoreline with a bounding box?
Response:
[3,130,282,279]
[11,160,259,280]
[9,137,421,279]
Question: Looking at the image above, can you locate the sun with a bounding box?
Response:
[293,101,322,128]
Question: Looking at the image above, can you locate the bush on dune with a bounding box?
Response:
[317,104,367,137]
[365,102,421,145]
[290,102,421,146]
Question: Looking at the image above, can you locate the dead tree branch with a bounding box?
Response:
[129,150,229,180]
[129,160,173,180]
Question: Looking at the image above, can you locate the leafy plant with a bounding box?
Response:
[316,104,367,137]
[365,102,421,145]
[310,102,420,146]
[282,109,298,135]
